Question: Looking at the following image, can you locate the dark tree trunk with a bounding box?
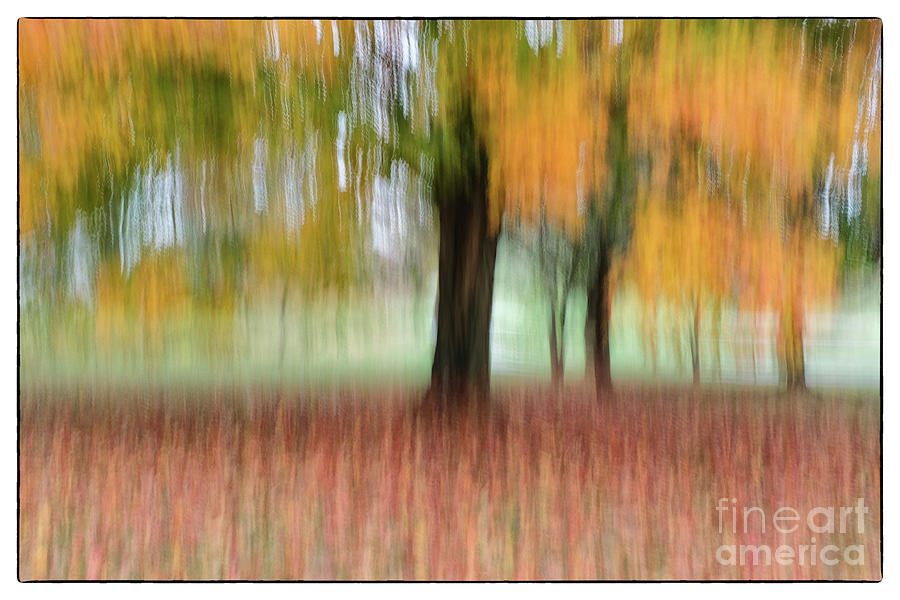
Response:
[427,166,497,404]
[587,239,613,395]
[584,283,597,382]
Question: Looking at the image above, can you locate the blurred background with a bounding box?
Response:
[18,19,881,391]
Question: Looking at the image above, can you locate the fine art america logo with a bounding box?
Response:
[715,498,869,567]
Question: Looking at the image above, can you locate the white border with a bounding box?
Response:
[4,3,895,598]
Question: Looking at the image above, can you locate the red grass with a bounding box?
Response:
[19,386,880,580]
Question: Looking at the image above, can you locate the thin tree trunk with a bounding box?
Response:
[170,193,178,245]
[780,229,807,392]
[558,284,570,383]
[590,239,613,395]
[552,255,576,391]
[691,295,701,386]
[549,292,563,389]
[228,195,236,237]
[278,280,289,371]
[584,280,597,382]
[541,222,574,392]
[784,297,806,391]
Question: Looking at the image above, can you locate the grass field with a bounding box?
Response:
[18,386,880,581]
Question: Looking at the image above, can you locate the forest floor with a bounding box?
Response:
[19,385,881,580]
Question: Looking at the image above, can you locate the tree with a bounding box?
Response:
[411,21,600,403]
[627,143,737,385]
[624,19,880,390]
[583,91,633,393]
[506,214,581,389]
[18,19,372,374]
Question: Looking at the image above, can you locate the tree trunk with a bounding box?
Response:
[278,280,289,371]
[588,239,613,395]
[548,297,563,388]
[783,298,806,391]
[780,228,807,393]
[427,176,497,404]
[584,283,597,383]
[548,287,569,390]
[691,295,701,386]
